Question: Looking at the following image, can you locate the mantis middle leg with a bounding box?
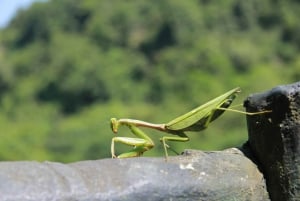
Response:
[160,132,189,158]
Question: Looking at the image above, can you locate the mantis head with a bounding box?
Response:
[110,118,119,133]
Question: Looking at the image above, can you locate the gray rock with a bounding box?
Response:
[0,148,269,201]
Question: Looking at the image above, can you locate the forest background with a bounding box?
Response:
[0,0,299,162]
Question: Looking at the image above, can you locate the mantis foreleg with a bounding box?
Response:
[111,123,154,158]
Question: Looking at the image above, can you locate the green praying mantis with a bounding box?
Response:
[110,87,271,159]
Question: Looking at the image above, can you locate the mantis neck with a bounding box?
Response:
[118,119,166,131]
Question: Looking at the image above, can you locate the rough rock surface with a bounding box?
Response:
[245,81,300,201]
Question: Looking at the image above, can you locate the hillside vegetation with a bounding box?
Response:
[0,0,299,162]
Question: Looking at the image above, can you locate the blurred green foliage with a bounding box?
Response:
[0,0,299,162]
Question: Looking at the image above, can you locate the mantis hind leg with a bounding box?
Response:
[160,133,189,159]
[216,107,272,115]
[203,105,272,128]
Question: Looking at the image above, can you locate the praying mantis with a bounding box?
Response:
[110,87,271,159]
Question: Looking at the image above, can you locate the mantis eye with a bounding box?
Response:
[110,118,119,133]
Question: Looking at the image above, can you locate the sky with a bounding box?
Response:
[0,0,43,28]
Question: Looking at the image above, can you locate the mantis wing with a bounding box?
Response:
[165,87,241,132]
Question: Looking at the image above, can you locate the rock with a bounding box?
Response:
[0,148,269,201]
[245,81,300,201]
